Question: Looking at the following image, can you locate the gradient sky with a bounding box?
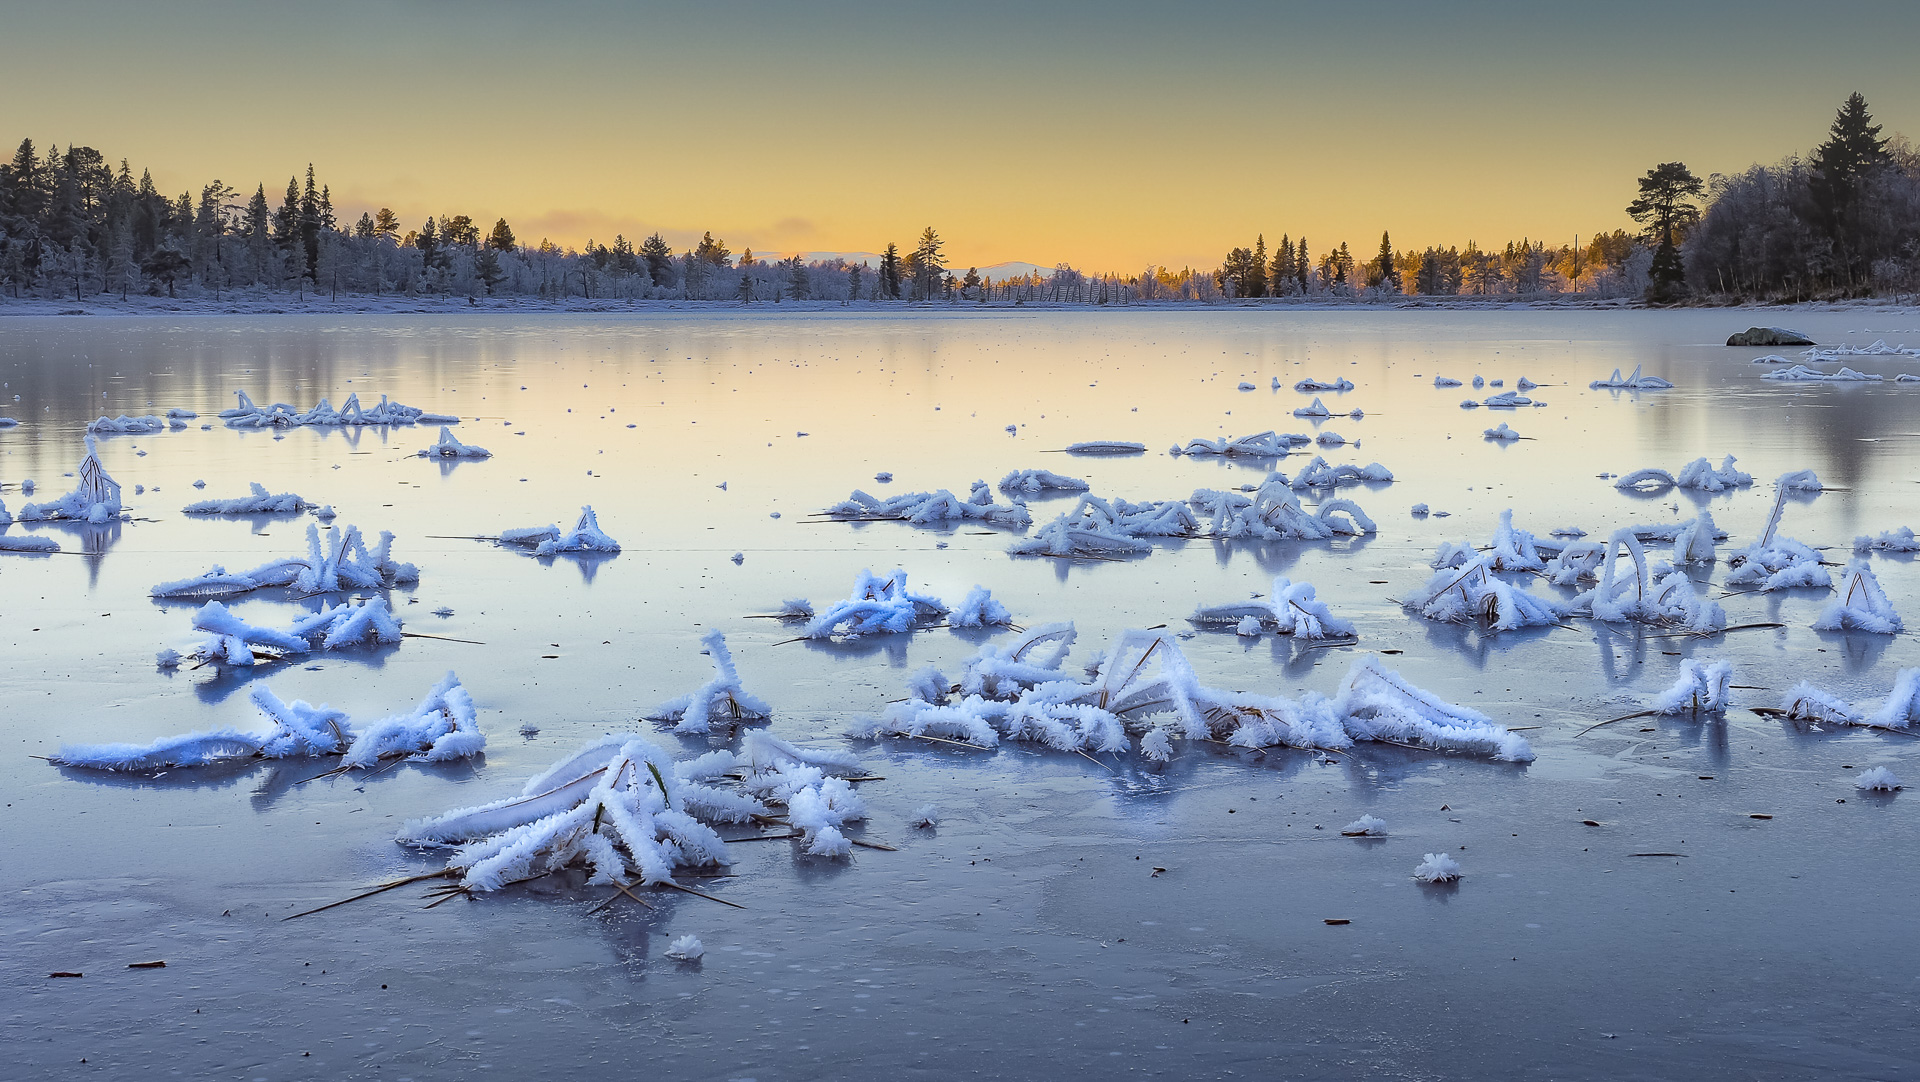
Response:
[7,0,1919,271]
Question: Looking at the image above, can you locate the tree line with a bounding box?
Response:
[2,93,1910,307]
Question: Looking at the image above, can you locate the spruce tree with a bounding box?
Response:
[879,242,902,299]
[1295,238,1310,292]
[1251,234,1267,297]
[1374,232,1398,292]
[487,218,516,252]
[846,263,862,303]
[640,233,672,282]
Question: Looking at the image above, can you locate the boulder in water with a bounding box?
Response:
[1727,326,1813,347]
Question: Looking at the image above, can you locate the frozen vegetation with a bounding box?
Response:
[1651,660,1734,715]
[1812,562,1902,633]
[499,506,622,555]
[182,482,312,515]
[1725,478,1830,592]
[647,631,771,734]
[1855,527,1920,553]
[856,628,1532,763]
[1171,431,1301,458]
[1063,440,1146,455]
[1613,456,1753,493]
[88,413,185,434]
[825,481,1031,529]
[418,427,491,459]
[1761,364,1882,382]
[1412,853,1462,883]
[1294,376,1354,392]
[1590,365,1674,389]
[793,568,950,640]
[997,469,1089,495]
[222,390,458,428]
[150,523,419,598]
[1189,577,1355,639]
[52,673,481,771]
[16,437,121,523]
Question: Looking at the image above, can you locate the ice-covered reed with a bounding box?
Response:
[1652,660,1733,715]
[182,482,312,515]
[499,505,622,555]
[87,414,182,435]
[1341,815,1386,836]
[1171,431,1301,458]
[1812,562,1902,633]
[949,585,1014,628]
[1188,477,1376,541]
[1590,365,1674,389]
[1412,853,1462,883]
[1191,577,1354,639]
[150,523,419,598]
[796,567,949,639]
[1295,376,1354,392]
[1569,529,1726,632]
[1726,475,1830,592]
[16,436,121,523]
[1410,556,1567,631]
[825,481,1031,529]
[1855,767,1904,791]
[1483,422,1521,441]
[222,390,457,428]
[647,630,771,734]
[1854,527,1920,554]
[52,672,481,771]
[997,469,1089,495]
[418,427,491,459]
[1761,364,1882,382]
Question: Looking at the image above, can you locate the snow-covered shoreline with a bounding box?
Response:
[1,293,1913,319]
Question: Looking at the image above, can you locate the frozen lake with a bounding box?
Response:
[4,307,1919,1079]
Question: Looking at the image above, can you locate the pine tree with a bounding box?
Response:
[1271,235,1293,296]
[1250,235,1268,298]
[1625,162,1703,246]
[487,218,516,252]
[640,233,672,282]
[416,216,441,271]
[1295,237,1310,292]
[1373,231,1399,292]
[846,263,862,303]
[1809,92,1893,278]
[373,208,400,242]
[879,242,902,299]
[911,227,943,300]
[299,165,321,277]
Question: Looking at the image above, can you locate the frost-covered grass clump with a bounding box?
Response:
[1854,527,1920,554]
[1410,556,1567,631]
[825,480,1031,529]
[857,627,1532,764]
[150,523,418,598]
[222,390,456,428]
[51,672,481,772]
[1651,660,1733,715]
[1010,494,1195,558]
[1590,365,1673,389]
[1565,530,1725,633]
[16,437,122,524]
[1190,576,1354,640]
[1613,455,1752,493]
[1812,562,1902,634]
[1189,478,1375,542]
[1412,853,1462,883]
[1726,478,1830,592]
[1341,815,1386,836]
[1171,431,1303,458]
[997,469,1088,495]
[646,630,770,734]
[182,482,312,515]
[499,505,622,555]
[1855,767,1904,791]
[790,567,949,640]
[664,935,705,961]
[417,426,490,459]
[949,585,1013,628]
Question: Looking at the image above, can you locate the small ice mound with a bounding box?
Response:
[1235,615,1261,637]
[1348,408,1364,420]
[1411,503,1430,517]
[1590,365,1674,389]
[1064,441,1146,455]
[1516,377,1537,390]
[1410,556,1566,632]
[1412,853,1461,884]
[1675,455,1753,492]
[417,427,490,458]
[777,598,815,619]
[874,471,893,483]
[998,468,1089,495]
[1855,527,1920,554]
[800,567,949,639]
[1777,469,1824,492]
[664,935,705,961]
[1472,375,1484,389]
[1237,381,1256,391]
[0,532,59,553]
[1483,423,1520,441]
[86,414,169,435]
[1489,379,1503,388]
[1751,354,1794,364]
[1341,815,1386,837]
[731,552,744,565]
[910,804,940,828]
[182,481,311,515]
[1855,767,1904,792]
[1271,377,1281,390]
[1651,659,1733,715]
[646,630,771,733]
[1482,391,1533,408]
[1288,455,1392,488]
[1004,424,1017,433]
[1434,376,1462,388]
[291,597,406,651]
[949,585,1013,628]
[1294,376,1354,392]
[155,648,182,669]
[1293,397,1334,419]
[1460,400,1480,409]
[1813,562,1902,634]
[1315,431,1345,446]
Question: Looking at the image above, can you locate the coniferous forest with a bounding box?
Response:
[2,94,1914,307]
